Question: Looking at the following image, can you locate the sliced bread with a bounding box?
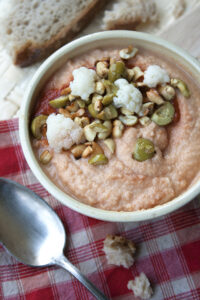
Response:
[102,0,157,30]
[0,0,107,67]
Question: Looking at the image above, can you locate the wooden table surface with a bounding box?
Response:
[0,0,199,120]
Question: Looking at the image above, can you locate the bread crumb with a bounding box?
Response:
[103,235,136,268]
[46,113,85,152]
[102,0,157,30]
[127,273,153,299]
[172,0,186,19]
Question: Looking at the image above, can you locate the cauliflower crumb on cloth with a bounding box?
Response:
[46,113,85,152]
[143,65,170,88]
[113,78,143,113]
[103,235,136,268]
[70,67,96,100]
[127,272,153,299]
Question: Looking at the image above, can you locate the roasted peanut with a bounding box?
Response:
[119,115,138,126]
[71,144,87,158]
[158,85,176,101]
[82,146,93,158]
[133,66,144,80]
[39,150,52,164]
[66,101,79,112]
[146,89,165,105]
[119,46,138,60]
[96,61,109,78]
[139,116,151,127]
[95,81,105,95]
[112,120,124,138]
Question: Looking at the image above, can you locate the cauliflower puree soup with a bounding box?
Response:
[31,46,200,211]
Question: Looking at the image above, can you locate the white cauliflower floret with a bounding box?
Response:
[46,113,84,152]
[127,273,153,300]
[143,65,170,88]
[70,67,96,100]
[113,78,143,113]
[103,235,136,268]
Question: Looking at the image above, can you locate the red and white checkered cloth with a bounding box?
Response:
[0,118,200,300]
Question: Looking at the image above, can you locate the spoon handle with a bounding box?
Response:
[55,255,109,300]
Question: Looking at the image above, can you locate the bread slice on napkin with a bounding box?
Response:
[102,0,157,30]
[0,0,106,67]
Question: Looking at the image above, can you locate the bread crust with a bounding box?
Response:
[14,0,107,67]
[105,20,141,31]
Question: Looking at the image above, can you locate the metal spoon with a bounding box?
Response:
[0,178,108,300]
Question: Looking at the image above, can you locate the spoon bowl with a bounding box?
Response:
[0,178,108,300]
[0,178,65,266]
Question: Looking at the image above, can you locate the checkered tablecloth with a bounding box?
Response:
[0,118,200,300]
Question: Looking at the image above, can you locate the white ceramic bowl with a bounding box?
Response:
[19,30,200,222]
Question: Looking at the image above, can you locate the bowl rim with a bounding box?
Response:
[19,30,200,222]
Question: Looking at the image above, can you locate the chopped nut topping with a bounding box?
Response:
[90,121,108,133]
[96,61,109,78]
[71,144,86,158]
[88,154,108,165]
[119,115,138,126]
[171,78,190,98]
[82,145,93,158]
[49,95,69,109]
[77,99,85,108]
[73,108,85,118]
[66,101,79,112]
[92,94,103,112]
[139,116,151,127]
[74,117,90,128]
[84,125,96,142]
[98,120,112,140]
[113,120,124,138]
[31,115,48,140]
[95,81,105,95]
[119,46,138,60]
[120,107,133,116]
[146,89,165,105]
[61,108,85,120]
[68,94,76,101]
[60,86,71,95]
[39,150,52,164]
[127,69,135,81]
[110,57,116,65]
[142,102,154,116]
[91,141,104,155]
[135,82,147,88]
[158,85,175,101]
[103,138,116,154]
[58,108,72,118]
[133,66,144,80]
[102,93,114,106]
[34,45,190,166]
